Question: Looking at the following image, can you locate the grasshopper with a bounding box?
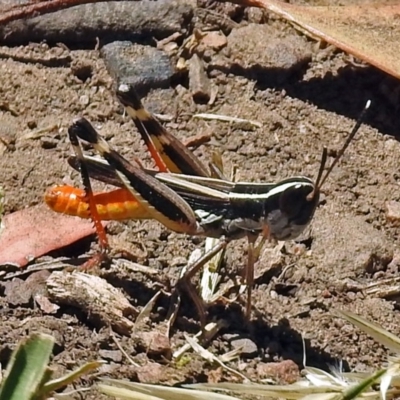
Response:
[46,83,370,324]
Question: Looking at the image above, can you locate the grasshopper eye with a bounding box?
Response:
[279,184,318,226]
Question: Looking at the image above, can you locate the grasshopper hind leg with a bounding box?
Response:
[68,119,111,268]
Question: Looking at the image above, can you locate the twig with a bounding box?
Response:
[0,0,133,25]
[194,113,262,128]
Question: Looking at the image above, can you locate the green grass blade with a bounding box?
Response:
[0,333,54,400]
[43,361,104,394]
[342,368,386,400]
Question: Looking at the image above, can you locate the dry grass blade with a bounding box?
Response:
[99,379,242,400]
[380,363,400,400]
[98,384,163,400]
[184,334,248,381]
[188,368,388,400]
[173,320,228,360]
[188,381,343,398]
[334,309,400,354]
[193,113,262,129]
[199,237,224,302]
[134,290,162,330]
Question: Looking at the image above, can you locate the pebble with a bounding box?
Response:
[210,23,312,84]
[137,362,165,383]
[101,42,175,97]
[201,31,228,50]
[40,136,58,149]
[225,334,258,358]
[188,54,211,103]
[98,349,123,363]
[311,212,394,278]
[135,331,172,359]
[385,200,400,226]
[256,360,300,384]
[4,270,50,306]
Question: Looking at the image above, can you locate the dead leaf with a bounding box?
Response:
[232,0,400,80]
[0,204,98,267]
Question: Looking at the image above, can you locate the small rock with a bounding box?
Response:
[4,278,31,306]
[222,2,244,19]
[188,54,211,104]
[79,95,90,105]
[256,242,284,280]
[257,360,300,384]
[4,270,50,306]
[137,362,165,383]
[291,307,310,318]
[40,136,58,149]
[346,291,357,301]
[98,363,120,375]
[170,256,188,267]
[245,7,268,24]
[101,42,175,98]
[27,120,37,129]
[211,24,312,84]
[34,294,59,314]
[387,251,400,272]
[99,349,123,363]
[201,31,227,50]
[385,201,400,226]
[207,367,224,383]
[228,335,258,358]
[311,213,393,277]
[136,331,172,359]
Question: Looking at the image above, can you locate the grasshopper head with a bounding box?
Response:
[265,98,371,241]
[266,99,371,241]
[265,177,318,240]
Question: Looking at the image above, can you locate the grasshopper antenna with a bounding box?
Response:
[308,99,371,201]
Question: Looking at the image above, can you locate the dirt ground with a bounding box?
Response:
[1,1,400,398]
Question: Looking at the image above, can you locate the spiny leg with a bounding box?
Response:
[171,238,229,331]
[254,228,270,262]
[116,83,210,177]
[244,233,258,320]
[69,118,199,235]
[68,123,110,266]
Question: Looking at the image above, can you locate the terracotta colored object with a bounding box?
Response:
[0,204,98,267]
